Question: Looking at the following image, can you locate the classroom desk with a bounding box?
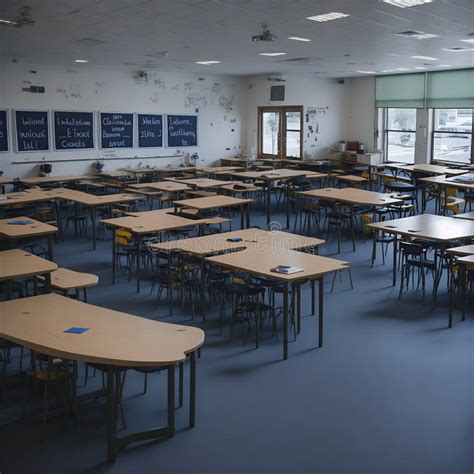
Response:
[232,169,314,227]
[0,216,57,259]
[0,293,204,462]
[0,177,13,193]
[447,252,474,327]
[19,175,96,187]
[173,195,253,229]
[101,212,214,292]
[168,178,232,189]
[206,247,348,359]
[403,164,468,176]
[220,157,255,170]
[0,249,57,299]
[367,214,474,286]
[128,180,190,193]
[99,170,133,180]
[219,181,262,196]
[197,166,243,175]
[454,211,474,221]
[334,174,368,187]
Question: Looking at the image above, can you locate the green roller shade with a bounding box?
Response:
[426,68,474,108]
[376,73,425,108]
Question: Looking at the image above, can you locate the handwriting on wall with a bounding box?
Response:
[167,115,198,147]
[54,111,94,150]
[15,110,49,152]
[100,113,134,148]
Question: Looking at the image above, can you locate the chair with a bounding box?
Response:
[115,230,136,281]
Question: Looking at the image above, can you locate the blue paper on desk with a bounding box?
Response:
[8,220,33,225]
[64,327,89,334]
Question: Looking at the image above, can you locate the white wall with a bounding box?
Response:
[242,75,351,160]
[0,62,247,178]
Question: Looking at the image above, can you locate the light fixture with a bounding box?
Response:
[460,38,474,44]
[195,60,221,65]
[438,64,451,67]
[411,32,438,39]
[259,52,287,56]
[381,69,396,73]
[288,36,311,42]
[307,12,350,22]
[74,59,88,63]
[0,18,17,25]
[415,66,427,69]
[395,67,411,71]
[382,0,433,8]
[357,70,376,74]
[443,47,474,52]
[410,55,438,60]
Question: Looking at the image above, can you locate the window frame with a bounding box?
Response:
[383,108,417,164]
[430,108,474,165]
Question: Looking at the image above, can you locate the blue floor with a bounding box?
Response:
[0,201,473,474]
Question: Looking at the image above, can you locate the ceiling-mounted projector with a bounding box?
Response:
[252,24,276,42]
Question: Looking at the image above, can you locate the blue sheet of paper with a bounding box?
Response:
[8,220,33,225]
[64,327,89,334]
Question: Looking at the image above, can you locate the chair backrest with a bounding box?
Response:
[400,242,424,256]
[115,229,133,246]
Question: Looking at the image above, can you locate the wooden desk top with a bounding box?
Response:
[456,254,474,269]
[50,189,143,206]
[446,244,474,256]
[0,217,57,239]
[0,249,57,281]
[0,177,13,185]
[124,167,160,175]
[101,212,204,234]
[149,229,324,256]
[0,294,204,367]
[232,169,311,180]
[128,181,189,192]
[219,181,262,193]
[48,268,99,290]
[418,174,474,191]
[335,175,368,183]
[220,157,254,163]
[403,164,467,176]
[173,195,253,210]
[170,178,232,189]
[298,187,402,206]
[454,211,474,221]
[0,189,61,207]
[207,247,348,282]
[99,170,132,179]
[367,214,474,242]
[19,175,95,185]
[198,166,243,173]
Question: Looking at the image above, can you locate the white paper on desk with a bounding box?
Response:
[273,266,304,275]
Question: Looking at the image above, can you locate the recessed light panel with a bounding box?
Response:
[382,0,433,8]
[460,38,474,44]
[410,55,438,60]
[307,12,349,22]
[357,70,376,74]
[288,36,311,42]
[195,60,221,65]
[259,52,287,56]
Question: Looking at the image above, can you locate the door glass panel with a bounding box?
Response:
[286,112,301,131]
[262,112,280,155]
[286,131,301,158]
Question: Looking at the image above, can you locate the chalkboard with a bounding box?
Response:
[100,113,133,148]
[0,110,8,152]
[54,111,94,150]
[138,114,163,148]
[15,110,49,152]
[167,115,198,147]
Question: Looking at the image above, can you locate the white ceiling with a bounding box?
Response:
[0,0,473,77]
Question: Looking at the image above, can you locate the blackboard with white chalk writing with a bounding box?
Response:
[0,110,8,152]
[100,113,133,148]
[138,114,163,148]
[54,111,94,150]
[167,115,198,147]
[15,110,49,152]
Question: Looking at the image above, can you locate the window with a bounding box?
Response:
[432,109,473,164]
[258,106,303,159]
[384,108,417,163]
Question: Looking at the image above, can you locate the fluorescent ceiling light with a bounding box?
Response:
[381,69,396,73]
[74,59,88,63]
[259,52,287,56]
[0,18,17,25]
[382,0,433,8]
[443,47,474,52]
[307,12,349,22]
[460,38,474,44]
[415,66,427,69]
[288,36,311,42]
[357,70,376,74]
[410,55,438,60]
[412,33,438,39]
[438,64,451,67]
[195,60,221,65]
[396,67,410,71]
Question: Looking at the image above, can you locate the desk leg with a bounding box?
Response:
[461,264,467,322]
[136,234,141,293]
[392,236,398,287]
[106,367,117,463]
[112,230,116,285]
[296,282,301,334]
[283,282,289,360]
[47,234,54,261]
[200,258,206,321]
[168,253,173,316]
[350,206,356,252]
[6,280,12,300]
[240,204,244,229]
[319,278,324,348]
[286,183,290,230]
[189,351,196,428]
[246,203,251,229]
[266,183,271,225]
[448,264,453,328]
[92,206,97,251]
[167,366,175,435]
[44,273,52,294]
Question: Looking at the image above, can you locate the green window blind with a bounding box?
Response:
[426,68,474,108]
[376,73,425,108]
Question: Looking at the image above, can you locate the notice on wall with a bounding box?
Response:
[100,113,134,148]
[138,114,163,148]
[167,115,198,147]
[0,110,8,152]
[54,111,94,150]
[15,110,50,152]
